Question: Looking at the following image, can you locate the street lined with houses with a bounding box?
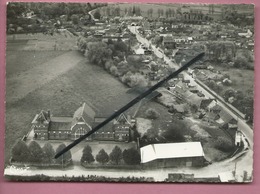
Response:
[129,25,253,147]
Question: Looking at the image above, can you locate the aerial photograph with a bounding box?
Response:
[4,2,254,183]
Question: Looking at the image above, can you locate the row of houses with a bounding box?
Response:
[168,80,239,132]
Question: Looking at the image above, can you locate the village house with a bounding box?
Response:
[162,36,176,49]
[32,103,133,142]
[140,142,207,168]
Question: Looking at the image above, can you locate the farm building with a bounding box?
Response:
[32,103,133,142]
[140,142,207,168]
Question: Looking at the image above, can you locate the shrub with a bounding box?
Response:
[214,136,234,152]
[145,108,160,119]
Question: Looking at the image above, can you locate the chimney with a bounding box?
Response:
[47,110,51,119]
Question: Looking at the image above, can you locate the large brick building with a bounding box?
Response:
[32,103,133,142]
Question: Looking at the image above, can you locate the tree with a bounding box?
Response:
[214,136,234,152]
[42,142,55,164]
[81,145,95,164]
[7,3,26,19]
[117,61,129,76]
[190,104,198,113]
[96,149,109,164]
[128,73,148,88]
[122,148,140,165]
[114,7,121,16]
[93,10,101,19]
[11,140,31,163]
[86,42,112,66]
[106,7,111,16]
[113,40,128,55]
[71,14,79,25]
[145,108,160,119]
[55,143,72,165]
[234,55,248,69]
[162,118,187,142]
[28,141,45,163]
[110,65,119,76]
[223,88,236,101]
[109,146,123,165]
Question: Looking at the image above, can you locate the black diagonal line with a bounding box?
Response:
[55,52,205,159]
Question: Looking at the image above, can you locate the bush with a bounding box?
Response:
[110,65,119,76]
[145,108,160,119]
[214,137,234,152]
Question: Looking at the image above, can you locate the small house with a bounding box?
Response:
[162,36,176,49]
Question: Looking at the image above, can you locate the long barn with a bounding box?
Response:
[140,142,207,168]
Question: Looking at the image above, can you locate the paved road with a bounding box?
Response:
[4,148,252,182]
[128,26,253,147]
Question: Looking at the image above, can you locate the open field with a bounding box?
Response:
[7,32,78,51]
[6,50,67,78]
[6,51,83,103]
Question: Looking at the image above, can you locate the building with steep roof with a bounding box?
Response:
[32,103,133,142]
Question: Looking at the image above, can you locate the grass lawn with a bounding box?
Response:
[6,50,67,78]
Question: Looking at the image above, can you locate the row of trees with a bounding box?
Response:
[7,2,105,20]
[11,140,72,165]
[81,145,141,165]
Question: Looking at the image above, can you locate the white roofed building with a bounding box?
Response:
[140,142,206,168]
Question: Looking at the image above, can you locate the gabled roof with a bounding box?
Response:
[140,142,205,163]
[93,118,114,133]
[210,104,222,112]
[207,112,219,120]
[71,103,96,126]
[114,113,131,125]
[163,36,175,43]
[219,109,234,124]
[32,110,50,124]
[200,99,214,109]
